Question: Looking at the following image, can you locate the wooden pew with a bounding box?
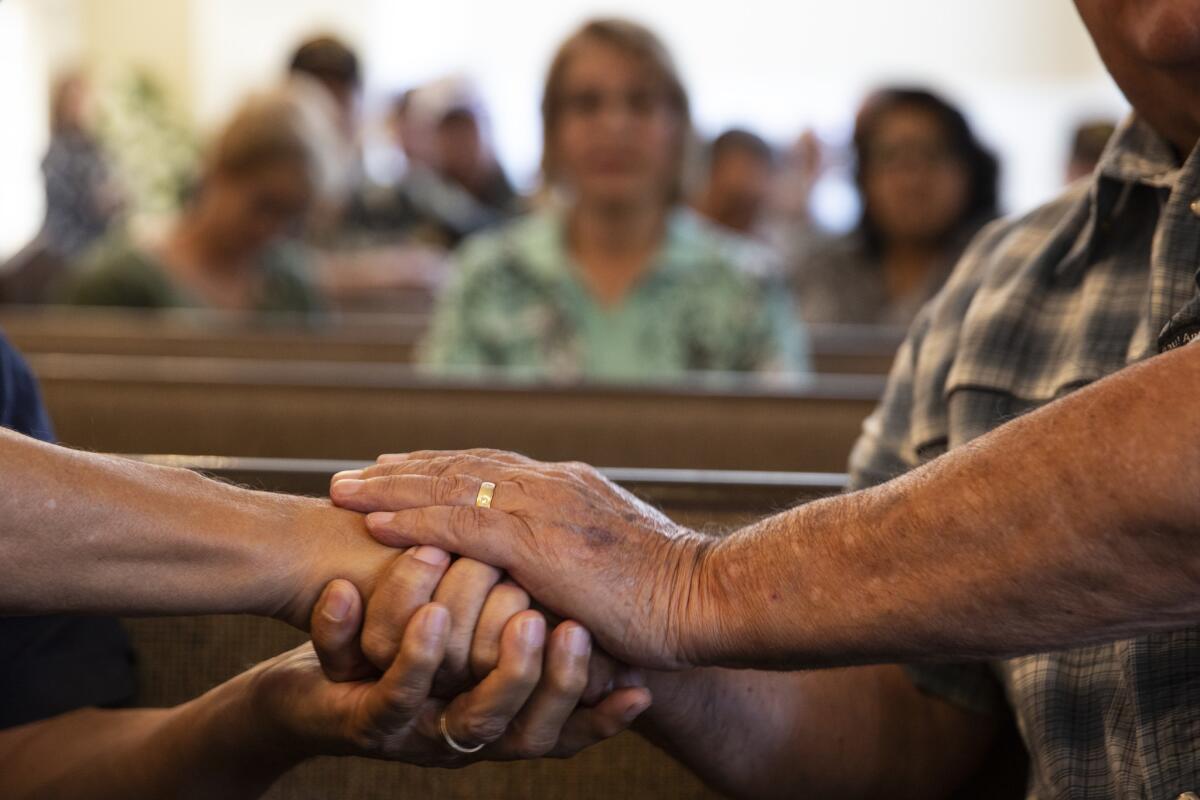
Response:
[120,457,845,800]
[1,306,904,375]
[30,354,885,473]
[0,306,426,363]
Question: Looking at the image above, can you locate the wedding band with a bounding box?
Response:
[440,710,485,754]
[475,481,496,509]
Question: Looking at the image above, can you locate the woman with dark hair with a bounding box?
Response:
[793,88,1000,326]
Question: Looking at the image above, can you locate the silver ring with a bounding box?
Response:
[439,710,485,754]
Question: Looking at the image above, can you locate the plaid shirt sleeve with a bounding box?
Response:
[844,219,1023,717]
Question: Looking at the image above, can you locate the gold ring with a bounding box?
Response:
[475,481,496,509]
[440,710,485,754]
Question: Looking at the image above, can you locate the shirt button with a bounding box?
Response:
[1190,198,1200,218]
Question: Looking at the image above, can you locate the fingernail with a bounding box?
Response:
[322,584,352,622]
[412,545,450,566]
[424,605,450,637]
[333,479,364,497]
[520,615,546,647]
[623,699,651,723]
[566,625,591,657]
[331,469,363,483]
[367,511,396,527]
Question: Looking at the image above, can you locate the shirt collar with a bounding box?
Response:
[515,205,700,288]
[1055,114,1185,279]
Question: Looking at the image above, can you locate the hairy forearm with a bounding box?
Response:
[639,665,991,799]
[0,672,299,799]
[0,428,380,626]
[697,345,1200,667]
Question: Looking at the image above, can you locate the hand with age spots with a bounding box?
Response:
[330,449,716,670]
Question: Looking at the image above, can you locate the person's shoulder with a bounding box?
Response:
[65,229,171,306]
[947,180,1091,290]
[76,229,153,274]
[260,241,325,312]
[452,212,556,281]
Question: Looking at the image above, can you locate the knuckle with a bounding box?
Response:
[378,474,408,495]
[449,504,485,532]
[511,730,556,759]
[360,628,398,666]
[546,663,589,697]
[381,678,427,715]
[500,657,543,691]
[460,712,508,744]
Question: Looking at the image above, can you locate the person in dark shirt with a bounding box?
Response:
[0,335,641,797]
[0,332,137,729]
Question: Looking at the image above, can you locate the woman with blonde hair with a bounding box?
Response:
[423,18,807,381]
[66,86,330,313]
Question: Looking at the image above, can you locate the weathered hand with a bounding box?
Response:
[329,450,716,670]
[250,579,652,766]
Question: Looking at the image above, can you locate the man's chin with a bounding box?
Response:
[1124,2,1200,67]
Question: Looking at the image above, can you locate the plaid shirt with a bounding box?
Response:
[847,115,1200,800]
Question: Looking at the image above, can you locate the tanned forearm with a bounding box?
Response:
[695,342,1200,667]
[0,427,390,627]
[638,665,994,800]
[0,670,300,800]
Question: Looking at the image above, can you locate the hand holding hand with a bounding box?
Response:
[250,579,652,765]
[330,449,717,669]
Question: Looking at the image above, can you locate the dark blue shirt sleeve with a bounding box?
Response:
[0,329,137,729]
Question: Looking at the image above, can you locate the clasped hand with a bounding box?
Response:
[256,524,650,765]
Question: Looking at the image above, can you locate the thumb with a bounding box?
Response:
[311,579,375,682]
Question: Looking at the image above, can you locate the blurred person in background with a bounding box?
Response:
[436,105,520,221]
[1065,118,1117,183]
[791,88,1000,326]
[0,70,126,304]
[422,19,807,382]
[357,78,520,249]
[692,128,775,236]
[286,34,364,234]
[64,87,326,314]
[288,35,362,142]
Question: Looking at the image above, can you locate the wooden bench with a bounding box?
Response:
[118,459,846,799]
[32,354,885,473]
[1,306,904,374]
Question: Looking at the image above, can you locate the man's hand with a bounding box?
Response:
[329,450,716,670]
[251,579,652,764]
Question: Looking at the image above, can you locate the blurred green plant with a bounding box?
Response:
[97,68,199,220]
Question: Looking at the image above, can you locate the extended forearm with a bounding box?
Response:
[0,427,376,625]
[0,672,298,800]
[639,665,991,800]
[699,344,1200,667]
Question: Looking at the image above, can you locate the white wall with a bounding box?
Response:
[365,0,1127,221]
[188,0,371,132]
[0,0,1129,260]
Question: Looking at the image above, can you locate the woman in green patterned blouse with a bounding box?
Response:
[422,19,808,382]
[65,87,326,315]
